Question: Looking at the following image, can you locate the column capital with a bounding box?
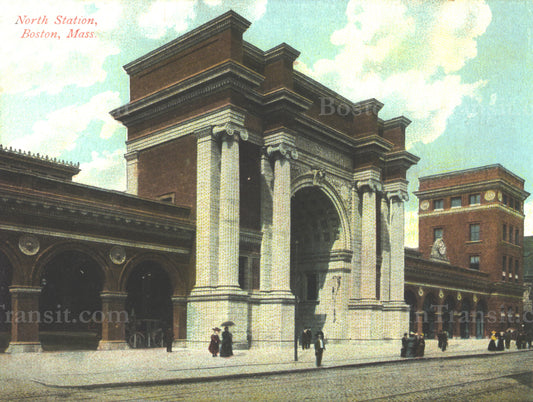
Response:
[383,180,409,202]
[124,151,139,162]
[265,142,298,161]
[354,169,382,193]
[213,122,249,142]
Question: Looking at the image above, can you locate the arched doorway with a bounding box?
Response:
[291,186,343,337]
[422,293,437,339]
[0,252,12,351]
[442,296,456,338]
[125,261,172,348]
[404,290,417,334]
[475,300,487,338]
[460,298,472,339]
[39,250,103,350]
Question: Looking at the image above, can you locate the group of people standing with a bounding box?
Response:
[208,327,233,357]
[488,328,533,351]
[400,332,425,358]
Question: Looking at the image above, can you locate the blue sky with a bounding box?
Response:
[1,0,532,247]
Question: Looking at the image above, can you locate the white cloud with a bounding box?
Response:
[138,0,267,39]
[0,0,122,95]
[138,0,197,39]
[74,149,126,191]
[295,0,492,147]
[7,91,122,157]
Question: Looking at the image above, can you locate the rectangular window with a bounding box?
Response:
[469,194,481,205]
[515,260,519,282]
[469,224,480,241]
[503,224,507,241]
[503,193,508,205]
[451,197,462,208]
[502,256,507,280]
[434,228,443,241]
[469,255,480,270]
[515,229,519,245]
[509,226,513,244]
[433,199,444,210]
[238,256,248,290]
[307,273,318,301]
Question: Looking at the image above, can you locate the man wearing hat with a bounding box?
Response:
[314,331,326,367]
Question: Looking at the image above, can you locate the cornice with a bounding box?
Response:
[264,43,300,63]
[418,203,525,219]
[112,61,264,127]
[261,87,313,113]
[124,11,251,75]
[383,150,420,170]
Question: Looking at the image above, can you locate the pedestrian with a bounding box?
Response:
[305,328,312,349]
[219,326,233,357]
[488,331,497,351]
[497,332,505,351]
[164,327,174,353]
[437,330,443,350]
[504,329,512,349]
[401,333,408,357]
[406,332,418,358]
[301,328,308,350]
[441,330,448,352]
[208,327,221,357]
[314,331,325,367]
[416,333,425,357]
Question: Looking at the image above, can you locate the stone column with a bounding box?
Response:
[387,185,409,302]
[7,287,42,353]
[98,291,128,350]
[267,143,297,294]
[357,179,381,300]
[259,153,274,292]
[214,123,248,290]
[172,296,187,347]
[194,127,221,289]
[125,151,139,195]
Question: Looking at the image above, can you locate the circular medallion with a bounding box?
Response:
[484,190,495,201]
[498,191,503,202]
[439,290,444,299]
[457,292,462,301]
[109,246,126,265]
[473,294,478,303]
[418,287,424,297]
[420,200,430,211]
[18,235,40,256]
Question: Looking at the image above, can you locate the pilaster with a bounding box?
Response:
[98,291,128,350]
[6,287,42,353]
[124,151,139,195]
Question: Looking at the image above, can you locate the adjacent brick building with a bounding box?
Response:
[406,165,529,338]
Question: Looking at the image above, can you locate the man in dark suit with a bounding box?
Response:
[315,331,325,367]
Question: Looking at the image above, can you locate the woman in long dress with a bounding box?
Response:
[488,331,497,351]
[219,326,233,357]
[208,327,221,357]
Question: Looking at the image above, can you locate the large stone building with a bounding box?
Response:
[405,165,529,338]
[0,11,418,352]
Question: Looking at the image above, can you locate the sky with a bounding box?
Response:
[1,0,532,248]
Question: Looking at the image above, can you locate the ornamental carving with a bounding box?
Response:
[109,246,126,265]
[18,235,40,256]
[484,190,495,201]
[439,289,444,299]
[212,122,248,141]
[266,142,298,160]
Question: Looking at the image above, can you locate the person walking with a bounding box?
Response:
[441,330,448,352]
[314,331,326,367]
[301,328,309,350]
[219,326,233,357]
[416,334,425,357]
[401,333,408,357]
[488,331,497,351]
[208,327,221,357]
[164,327,174,353]
[406,332,418,358]
[497,332,505,351]
[504,329,512,349]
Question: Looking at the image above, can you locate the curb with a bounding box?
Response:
[35,349,533,390]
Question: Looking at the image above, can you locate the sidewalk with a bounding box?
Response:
[0,339,529,389]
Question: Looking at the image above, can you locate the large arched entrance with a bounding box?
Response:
[39,251,103,350]
[475,300,487,338]
[442,295,456,338]
[404,290,417,334]
[422,293,437,339]
[291,186,343,338]
[125,261,172,348]
[0,252,12,351]
[460,298,472,339]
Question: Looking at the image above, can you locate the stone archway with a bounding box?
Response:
[291,185,347,339]
[124,261,173,348]
[39,250,104,350]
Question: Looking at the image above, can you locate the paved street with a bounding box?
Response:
[1,352,532,401]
